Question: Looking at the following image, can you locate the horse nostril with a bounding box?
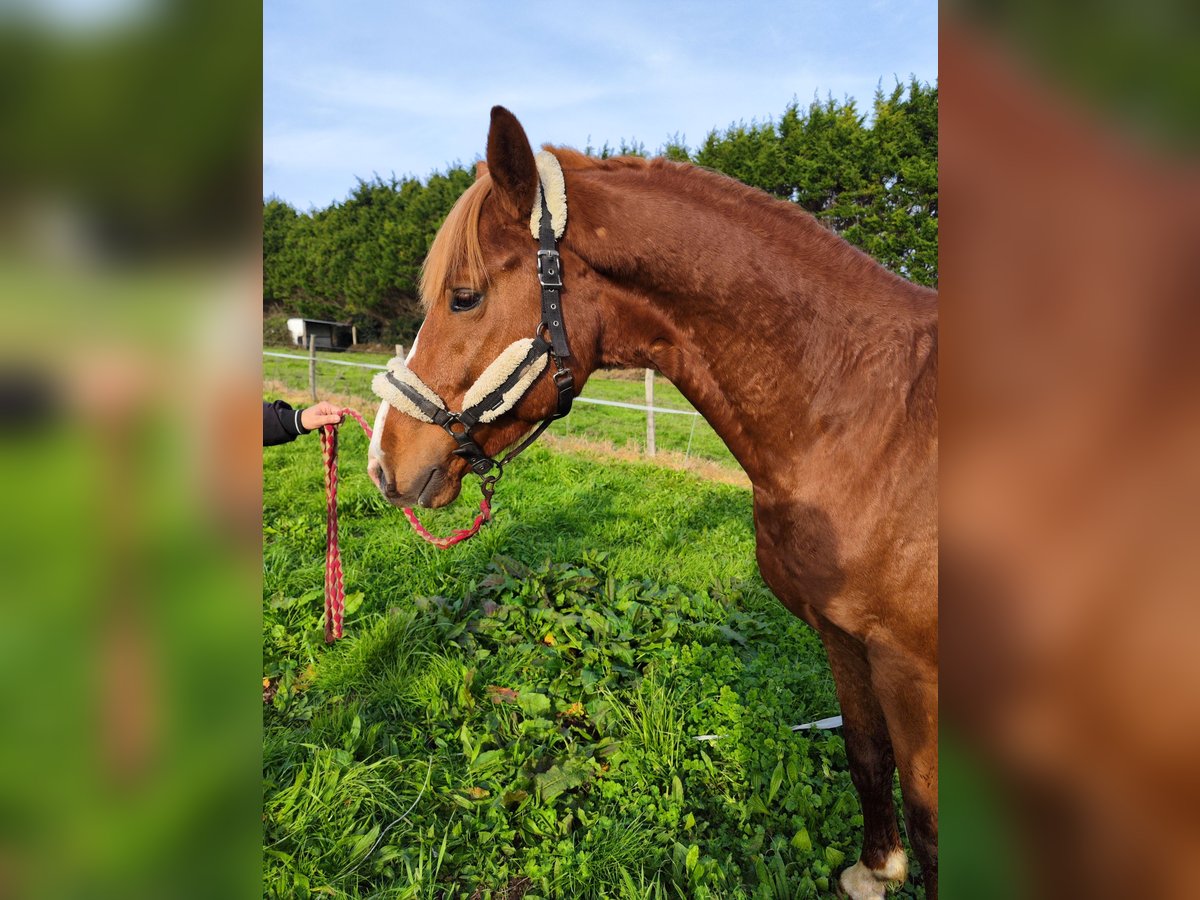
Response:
[369,459,397,496]
[380,473,396,496]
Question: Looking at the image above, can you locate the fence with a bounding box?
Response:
[263,348,737,468]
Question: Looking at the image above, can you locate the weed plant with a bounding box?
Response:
[263,425,918,898]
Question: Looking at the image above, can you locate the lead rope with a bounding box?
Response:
[318,407,492,642]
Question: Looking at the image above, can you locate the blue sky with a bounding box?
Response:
[264,0,937,210]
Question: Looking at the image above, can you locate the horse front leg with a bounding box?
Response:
[818,624,909,899]
[869,640,938,898]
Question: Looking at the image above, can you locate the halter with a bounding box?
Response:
[371,152,576,512]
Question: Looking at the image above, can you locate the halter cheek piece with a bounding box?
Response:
[371,158,575,508]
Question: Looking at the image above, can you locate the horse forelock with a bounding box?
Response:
[418,148,635,311]
[419,176,493,310]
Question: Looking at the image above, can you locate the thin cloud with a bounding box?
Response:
[264,0,936,209]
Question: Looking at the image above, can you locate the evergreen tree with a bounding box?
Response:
[263,80,937,342]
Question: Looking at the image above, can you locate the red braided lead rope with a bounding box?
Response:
[319,407,492,642]
[400,503,492,549]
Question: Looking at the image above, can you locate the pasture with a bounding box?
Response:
[263,412,918,898]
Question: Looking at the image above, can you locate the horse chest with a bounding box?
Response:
[752,501,846,616]
[752,495,923,621]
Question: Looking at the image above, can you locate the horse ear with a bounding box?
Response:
[486,106,537,220]
[474,160,489,180]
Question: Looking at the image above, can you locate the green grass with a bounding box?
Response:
[550,379,733,467]
[263,424,920,898]
[263,346,387,403]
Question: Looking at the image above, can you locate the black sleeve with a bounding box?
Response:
[263,399,311,446]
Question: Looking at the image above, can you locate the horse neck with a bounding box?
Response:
[569,163,938,492]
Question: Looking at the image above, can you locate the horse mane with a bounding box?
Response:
[550,146,648,172]
[420,144,931,315]
[550,145,925,302]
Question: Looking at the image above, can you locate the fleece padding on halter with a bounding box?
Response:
[461,337,548,422]
[529,151,567,240]
[371,361,443,424]
[371,336,550,428]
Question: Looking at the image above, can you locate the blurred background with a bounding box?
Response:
[0,0,260,897]
[1,0,1198,895]
[941,1,1200,898]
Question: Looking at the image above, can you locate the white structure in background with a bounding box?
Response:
[285,318,356,351]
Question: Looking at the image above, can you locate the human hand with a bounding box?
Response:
[300,401,344,432]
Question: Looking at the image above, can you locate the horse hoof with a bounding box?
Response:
[838,849,908,899]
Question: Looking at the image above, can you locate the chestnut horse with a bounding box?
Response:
[368,107,938,898]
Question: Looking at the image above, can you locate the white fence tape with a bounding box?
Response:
[569,395,700,416]
[264,351,386,370]
[694,715,843,742]
[264,350,703,417]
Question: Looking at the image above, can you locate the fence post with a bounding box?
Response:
[308,335,318,402]
[644,369,656,456]
[395,344,405,360]
[351,325,358,346]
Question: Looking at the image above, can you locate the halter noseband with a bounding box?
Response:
[371,157,575,509]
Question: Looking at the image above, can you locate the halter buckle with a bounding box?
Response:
[470,456,498,476]
[537,249,563,288]
[551,368,575,419]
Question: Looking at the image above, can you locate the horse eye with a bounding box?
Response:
[450,289,483,312]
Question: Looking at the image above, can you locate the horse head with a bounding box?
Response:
[368,106,602,507]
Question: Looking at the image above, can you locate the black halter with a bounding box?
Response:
[381,190,575,505]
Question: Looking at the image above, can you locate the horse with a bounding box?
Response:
[366,107,938,899]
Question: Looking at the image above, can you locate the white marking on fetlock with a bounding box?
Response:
[839,849,908,899]
[873,847,908,883]
[840,862,888,900]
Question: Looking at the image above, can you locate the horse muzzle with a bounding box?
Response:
[370,457,457,508]
[370,408,475,505]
